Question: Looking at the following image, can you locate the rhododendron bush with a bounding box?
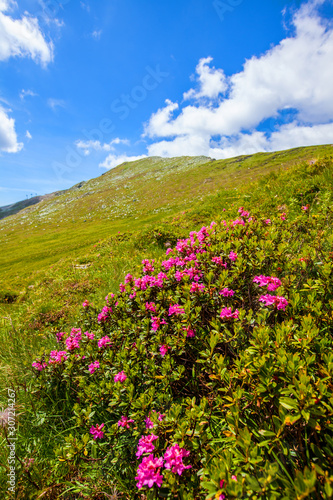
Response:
[30,206,333,499]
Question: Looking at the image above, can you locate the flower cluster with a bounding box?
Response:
[259,294,288,310]
[253,275,282,291]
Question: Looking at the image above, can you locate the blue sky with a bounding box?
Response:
[0,0,333,205]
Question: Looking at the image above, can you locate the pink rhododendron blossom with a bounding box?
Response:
[88,360,100,374]
[265,219,271,224]
[146,302,157,313]
[90,423,104,440]
[164,444,191,476]
[259,294,288,311]
[183,326,196,338]
[135,454,164,489]
[212,256,227,268]
[124,273,133,284]
[114,371,127,383]
[136,435,159,458]
[151,316,167,331]
[84,331,94,340]
[220,287,235,297]
[56,331,65,343]
[302,205,309,211]
[142,259,155,274]
[98,335,112,348]
[168,304,185,316]
[119,283,126,293]
[220,307,239,320]
[231,218,245,227]
[232,475,237,481]
[82,300,90,308]
[129,291,137,299]
[159,345,170,357]
[253,275,282,291]
[280,213,286,220]
[49,351,68,364]
[145,417,155,429]
[97,306,112,323]
[32,361,47,371]
[229,251,238,261]
[118,416,135,429]
[190,282,205,293]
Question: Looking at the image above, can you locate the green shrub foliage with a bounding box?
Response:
[28,205,333,499]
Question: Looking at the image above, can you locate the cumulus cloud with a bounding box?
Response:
[0,1,53,66]
[0,106,23,153]
[144,0,333,159]
[100,154,147,170]
[75,138,129,156]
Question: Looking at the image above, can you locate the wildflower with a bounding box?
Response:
[190,282,205,293]
[228,251,238,261]
[119,283,126,292]
[265,219,271,224]
[158,412,165,421]
[118,416,135,429]
[164,443,191,476]
[136,435,159,458]
[220,287,234,297]
[151,317,167,331]
[280,213,286,220]
[56,331,65,343]
[142,259,155,274]
[90,423,104,440]
[220,307,239,320]
[212,256,227,268]
[114,371,127,383]
[183,326,196,338]
[253,275,281,291]
[168,304,185,316]
[146,302,157,313]
[97,306,112,323]
[84,331,94,340]
[124,273,133,284]
[135,454,164,489]
[82,300,90,308]
[259,294,288,311]
[98,336,112,348]
[49,351,68,364]
[302,205,309,211]
[159,345,170,357]
[88,360,100,374]
[145,417,154,429]
[32,361,47,371]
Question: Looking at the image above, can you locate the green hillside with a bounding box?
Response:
[1,145,333,499]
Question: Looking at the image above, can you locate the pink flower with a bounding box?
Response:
[145,417,155,429]
[56,331,65,343]
[88,360,100,374]
[164,444,191,476]
[142,259,155,274]
[98,336,112,348]
[183,326,196,338]
[280,213,286,220]
[118,416,135,429]
[135,454,164,489]
[146,302,157,313]
[136,435,159,458]
[228,251,238,261]
[259,294,288,311]
[90,423,104,440]
[168,304,185,316]
[220,307,239,320]
[253,275,281,291]
[190,282,205,293]
[212,256,227,268]
[32,361,47,371]
[159,345,170,357]
[151,316,167,331]
[119,283,126,293]
[302,205,309,211]
[158,412,165,421]
[124,273,133,284]
[114,371,127,383]
[65,328,82,350]
[232,475,237,481]
[49,350,68,364]
[97,306,112,323]
[82,300,90,308]
[265,219,271,224]
[220,287,235,297]
[84,331,94,340]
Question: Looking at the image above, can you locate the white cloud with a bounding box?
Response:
[20,89,37,100]
[47,98,66,111]
[26,130,32,140]
[100,154,147,170]
[183,56,227,101]
[0,2,53,66]
[144,0,333,158]
[0,105,23,153]
[75,138,129,156]
[91,29,102,40]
